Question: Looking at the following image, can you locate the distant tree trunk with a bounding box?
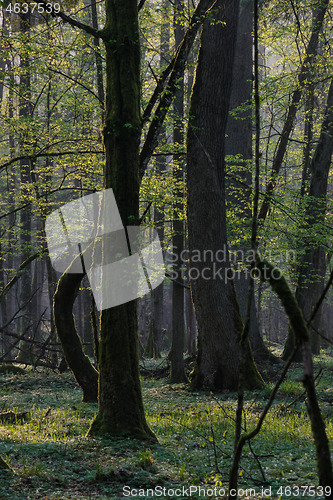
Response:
[2,39,16,360]
[87,0,155,440]
[283,77,333,359]
[16,12,33,363]
[258,0,329,221]
[169,0,186,383]
[187,0,263,391]
[0,41,9,357]
[91,0,105,120]
[225,0,277,364]
[146,4,169,360]
[186,288,197,356]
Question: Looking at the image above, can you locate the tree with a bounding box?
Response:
[16,11,34,363]
[86,0,154,438]
[187,0,263,390]
[283,76,333,359]
[48,0,216,412]
[169,0,186,383]
[225,0,278,364]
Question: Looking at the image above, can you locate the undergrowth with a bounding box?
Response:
[0,350,332,499]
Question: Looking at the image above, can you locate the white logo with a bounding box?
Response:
[45,189,165,310]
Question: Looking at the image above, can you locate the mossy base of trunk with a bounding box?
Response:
[87,411,157,442]
[87,303,156,441]
[190,334,264,392]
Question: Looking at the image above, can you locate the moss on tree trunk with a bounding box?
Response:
[87,0,155,440]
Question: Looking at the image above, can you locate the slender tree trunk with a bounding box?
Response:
[88,0,155,440]
[187,0,263,391]
[283,77,333,359]
[258,0,329,221]
[16,12,33,363]
[54,271,98,401]
[256,259,333,492]
[169,0,186,383]
[91,0,105,120]
[146,5,170,360]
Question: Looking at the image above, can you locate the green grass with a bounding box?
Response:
[0,350,332,499]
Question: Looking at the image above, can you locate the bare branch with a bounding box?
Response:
[38,1,101,38]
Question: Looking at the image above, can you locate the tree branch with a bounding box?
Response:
[258,0,330,221]
[0,150,103,173]
[139,0,217,179]
[38,1,101,38]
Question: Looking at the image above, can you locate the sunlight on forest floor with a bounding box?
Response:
[0,351,332,499]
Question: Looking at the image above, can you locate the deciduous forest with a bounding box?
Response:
[0,0,332,498]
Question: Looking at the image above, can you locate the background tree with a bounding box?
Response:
[169,0,186,383]
[187,0,263,390]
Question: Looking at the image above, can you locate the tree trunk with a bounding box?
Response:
[187,0,263,391]
[147,5,170,361]
[225,0,278,364]
[169,0,186,383]
[54,271,98,401]
[16,12,33,364]
[90,0,105,120]
[258,0,329,221]
[283,77,333,360]
[87,0,155,440]
[256,259,333,492]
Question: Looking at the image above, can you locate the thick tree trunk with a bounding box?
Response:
[187,0,263,391]
[225,0,278,364]
[87,0,155,440]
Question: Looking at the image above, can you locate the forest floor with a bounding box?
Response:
[0,349,332,500]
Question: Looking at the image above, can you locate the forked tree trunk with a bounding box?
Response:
[187,0,263,391]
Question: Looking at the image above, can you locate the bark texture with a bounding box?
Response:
[187,0,262,391]
[88,0,155,440]
[225,0,278,364]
